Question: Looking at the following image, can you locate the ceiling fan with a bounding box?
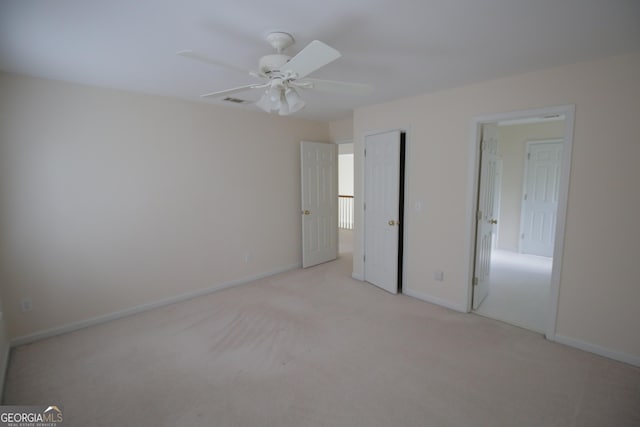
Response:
[177,32,371,115]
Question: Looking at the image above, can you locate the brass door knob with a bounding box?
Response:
[303,210,311,215]
[489,219,498,224]
[388,220,396,226]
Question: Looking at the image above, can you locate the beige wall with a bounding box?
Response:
[0,72,329,339]
[329,117,354,142]
[353,52,640,361]
[497,121,565,251]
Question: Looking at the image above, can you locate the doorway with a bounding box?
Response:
[338,141,354,255]
[470,106,574,337]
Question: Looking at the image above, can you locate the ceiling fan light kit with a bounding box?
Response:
[256,84,306,116]
[178,31,371,116]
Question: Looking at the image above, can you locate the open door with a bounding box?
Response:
[473,123,499,309]
[301,141,338,268]
[364,130,403,294]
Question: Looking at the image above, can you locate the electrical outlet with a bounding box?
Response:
[433,271,444,281]
[21,298,33,312]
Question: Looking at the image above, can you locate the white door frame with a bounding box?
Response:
[466,105,575,341]
[492,158,503,249]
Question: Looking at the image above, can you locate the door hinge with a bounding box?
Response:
[521,233,525,239]
[363,254,366,263]
[473,277,478,286]
[364,149,367,157]
[527,152,531,160]
[524,194,528,201]
[476,210,482,221]
[364,202,366,211]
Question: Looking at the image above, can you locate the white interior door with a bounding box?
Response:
[301,141,338,268]
[473,123,499,310]
[364,131,401,294]
[521,140,563,257]
[492,158,503,249]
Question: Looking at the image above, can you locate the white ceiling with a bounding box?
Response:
[1,0,639,122]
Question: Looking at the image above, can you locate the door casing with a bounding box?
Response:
[466,106,575,341]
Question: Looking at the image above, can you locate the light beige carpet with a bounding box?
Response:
[4,253,640,426]
[474,249,552,333]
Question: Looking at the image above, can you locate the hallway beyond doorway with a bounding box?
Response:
[339,228,353,255]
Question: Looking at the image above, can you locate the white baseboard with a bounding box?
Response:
[402,288,467,313]
[10,263,301,348]
[405,288,640,367]
[552,334,640,368]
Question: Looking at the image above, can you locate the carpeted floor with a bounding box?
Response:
[474,250,552,333]
[4,253,640,426]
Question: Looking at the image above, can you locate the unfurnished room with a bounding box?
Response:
[0,1,639,426]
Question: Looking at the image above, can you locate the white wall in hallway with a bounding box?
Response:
[339,153,354,196]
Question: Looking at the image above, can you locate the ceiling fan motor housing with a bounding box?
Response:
[259,54,291,75]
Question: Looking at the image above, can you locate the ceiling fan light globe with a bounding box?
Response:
[278,101,290,116]
[274,92,283,111]
[268,86,282,103]
[288,99,305,114]
[284,87,305,113]
[255,92,273,113]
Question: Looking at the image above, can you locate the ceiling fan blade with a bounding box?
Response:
[177,50,254,75]
[282,40,341,79]
[298,78,373,94]
[200,84,267,99]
